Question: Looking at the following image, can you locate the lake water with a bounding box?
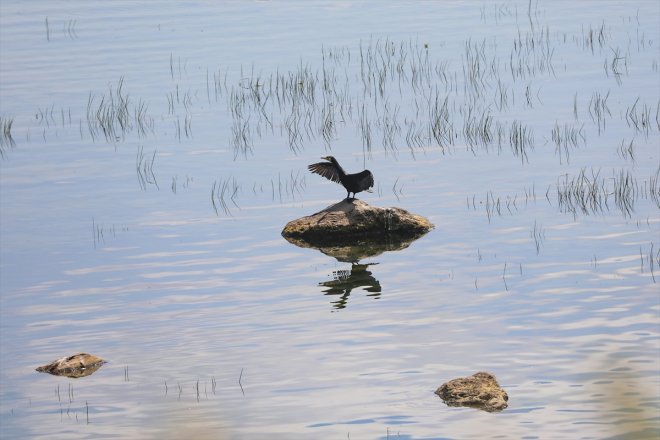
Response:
[1,1,659,439]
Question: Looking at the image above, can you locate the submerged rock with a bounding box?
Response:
[435,372,508,412]
[282,199,433,247]
[36,353,106,378]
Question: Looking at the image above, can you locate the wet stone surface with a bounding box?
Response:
[36,353,106,378]
[282,199,434,246]
[435,372,509,412]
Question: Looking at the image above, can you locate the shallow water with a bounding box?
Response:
[1,1,659,439]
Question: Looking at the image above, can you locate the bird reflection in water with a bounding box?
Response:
[319,263,381,310]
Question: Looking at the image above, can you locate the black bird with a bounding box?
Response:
[308,156,374,200]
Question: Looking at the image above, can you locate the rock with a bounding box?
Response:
[282,199,433,247]
[435,372,508,412]
[36,353,106,378]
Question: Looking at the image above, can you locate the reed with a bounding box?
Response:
[86,76,154,142]
[551,122,585,164]
[136,146,159,191]
[557,168,606,216]
[509,120,534,163]
[0,115,15,156]
[612,169,636,217]
[588,90,611,135]
[211,176,240,216]
[625,97,652,138]
[650,167,660,209]
[531,220,546,255]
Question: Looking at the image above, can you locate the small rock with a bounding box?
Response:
[435,372,508,412]
[36,353,106,378]
[282,199,433,246]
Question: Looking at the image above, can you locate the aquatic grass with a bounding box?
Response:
[136,146,158,191]
[557,168,606,216]
[509,120,534,163]
[462,105,493,151]
[391,176,404,202]
[211,176,239,216]
[579,21,608,53]
[319,99,337,148]
[230,112,253,158]
[625,97,652,138]
[612,168,636,217]
[381,100,401,153]
[524,82,542,108]
[485,191,500,223]
[650,166,660,209]
[470,187,535,222]
[462,38,491,101]
[482,191,519,222]
[555,168,650,217]
[0,115,16,157]
[35,104,56,127]
[551,121,585,164]
[509,25,555,82]
[588,90,611,135]
[134,98,153,138]
[92,218,105,248]
[44,17,78,41]
[428,91,455,152]
[531,220,546,255]
[266,170,307,203]
[357,103,373,154]
[493,79,510,111]
[209,33,651,178]
[616,138,635,163]
[170,175,192,195]
[605,46,628,85]
[404,117,427,156]
[86,77,130,142]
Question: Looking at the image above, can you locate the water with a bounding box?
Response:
[1,1,659,439]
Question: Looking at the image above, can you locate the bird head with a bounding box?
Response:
[321,156,336,163]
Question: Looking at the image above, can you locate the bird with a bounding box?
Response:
[308,156,374,200]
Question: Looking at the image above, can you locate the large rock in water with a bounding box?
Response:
[36,353,106,378]
[282,199,433,247]
[435,372,508,412]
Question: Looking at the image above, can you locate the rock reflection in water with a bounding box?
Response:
[282,230,427,263]
[283,229,429,309]
[320,263,381,310]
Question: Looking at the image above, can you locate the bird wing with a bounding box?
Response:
[356,170,374,191]
[308,162,342,184]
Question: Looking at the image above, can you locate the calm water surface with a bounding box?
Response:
[1,1,659,439]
